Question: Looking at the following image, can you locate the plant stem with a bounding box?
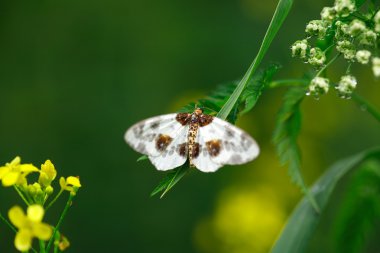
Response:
[268,78,309,88]
[316,53,341,77]
[39,240,46,253]
[0,211,16,232]
[323,42,336,53]
[13,185,30,206]
[0,212,38,253]
[351,93,380,123]
[46,190,77,252]
[216,0,293,119]
[45,189,64,211]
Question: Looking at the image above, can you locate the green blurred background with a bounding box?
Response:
[1,0,380,252]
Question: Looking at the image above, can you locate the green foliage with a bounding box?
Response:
[355,0,367,7]
[333,160,380,253]
[271,147,380,253]
[179,64,281,121]
[217,0,293,120]
[150,165,189,198]
[240,63,280,115]
[136,155,148,162]
[150,64,280,198]
[272,87,320,212]
[150,0,293,198]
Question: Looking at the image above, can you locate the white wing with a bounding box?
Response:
[191,131,223,172]
[125,113,188,171]
[192,117,259,172]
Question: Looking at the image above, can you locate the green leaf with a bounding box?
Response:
[217,0,293,120]
[240,63,281,115]
[150,166,189,198]
[137,155,148,162]
[273,87,320,212]
[270,146,380,253]
[355,0,367,8]
[333,160,380,253]
[178,63,280,123]
[150,0,293,198]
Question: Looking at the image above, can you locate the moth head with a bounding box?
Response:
[194,107,203,115]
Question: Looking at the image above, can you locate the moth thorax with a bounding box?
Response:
[190,114,198,123]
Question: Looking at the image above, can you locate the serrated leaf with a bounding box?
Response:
[150,166,189,198]
[273,87,320,212]
[271,146,380,253]
[240,63,281,115]
[177,63,280,124]
[217,0,293,120]
[150,0,294,198]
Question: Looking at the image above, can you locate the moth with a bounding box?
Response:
[125,108,259,172]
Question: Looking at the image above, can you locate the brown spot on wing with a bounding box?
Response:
[155,134,173,152]
[192,143,201,158]
[225,126,235,138]
[176,113,191,126]
[206,139,222,157]
[133,123,145,138]
[240,133,253,149]
[150,121,160,129]
[178,143,188,157]
[199,114,213,127]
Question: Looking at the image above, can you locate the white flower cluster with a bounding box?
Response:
[308,47,326,66]
[291,0,380,99]
[336,40,356,60]
[307,77,330,98]
[291,40,309,59]
[334,0,356,17]
[372,57,380,77]
[356,50,371,64]
[305,20,328,39]
[374,10,380,32]
[336,75,357,98]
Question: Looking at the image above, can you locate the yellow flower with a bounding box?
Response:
[38,160,57,187]
[60,176,81,195]
[58,234,70,251]
[8,205,52,252]
[0,157,39,187]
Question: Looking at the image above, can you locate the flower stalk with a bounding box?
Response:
[46,188,78,253]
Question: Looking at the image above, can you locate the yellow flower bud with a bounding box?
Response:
[39,160,57,187]
[58,235,70,251]
[45,185,54,195]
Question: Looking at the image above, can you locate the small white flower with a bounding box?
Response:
[291,40,309,59]
[321,7,336,22]
[308,77,330,97]
[372,57,380,77]
[335,21,350,39]
[356,50,371,64]
[308,47,326,66]
[336,40,356,60]
[336,75,357,98]
[305,20,328,39]
[374,11,380,32]
[348,19,366,37]
[359,29,377,46]
[334,0,356,17]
